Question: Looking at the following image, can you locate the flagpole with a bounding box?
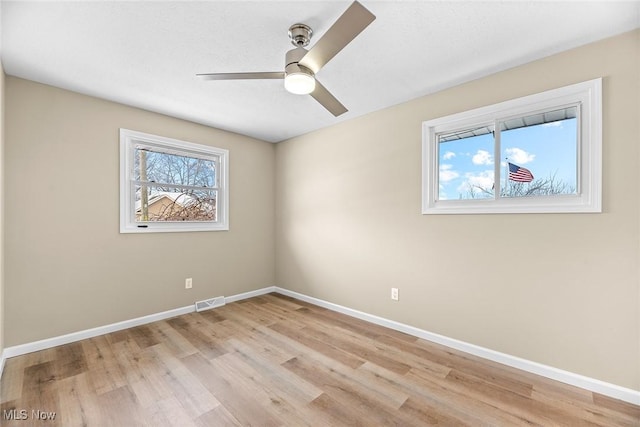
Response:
[504,157,509,197]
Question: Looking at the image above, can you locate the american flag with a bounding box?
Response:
[508,162,534,183]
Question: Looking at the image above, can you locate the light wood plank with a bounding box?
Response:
[0,292,636,426]
[81,335,127,395]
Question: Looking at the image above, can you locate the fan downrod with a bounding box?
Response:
[288,24,313,47]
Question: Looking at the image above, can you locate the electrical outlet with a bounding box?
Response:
[185,278,193,289]
[391,287,399,301]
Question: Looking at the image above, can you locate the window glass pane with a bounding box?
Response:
[135,185,217,222]
[134,148,216,188]
[438,125,495,200]
[500,106,577,198]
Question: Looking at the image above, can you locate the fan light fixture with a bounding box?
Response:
[284,72,316,95]
[197,1,376,116]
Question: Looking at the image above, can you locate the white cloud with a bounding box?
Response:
[438,184,448,200]
[466,171,494,189]
[456,171,494,195]
[472,150,493,165]
[439,164,459,182]
[504,147,535,164]
[442,151,456,160]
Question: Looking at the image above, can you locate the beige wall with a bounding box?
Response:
[0,61,5,358]
[275,30,640,391]
[5,77,276,346]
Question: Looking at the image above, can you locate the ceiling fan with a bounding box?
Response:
[197,1,376,117]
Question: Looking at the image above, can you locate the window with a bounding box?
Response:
[120,129,229,233]
[422,78,602,214]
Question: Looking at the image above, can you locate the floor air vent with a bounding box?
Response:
[195,296,226,312]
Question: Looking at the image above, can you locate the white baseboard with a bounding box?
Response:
[2,285,638,406]
[225,286,276,303]
[273,287,640,406]
[0,349,6,380]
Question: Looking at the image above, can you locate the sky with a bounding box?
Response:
[438,117,577,200]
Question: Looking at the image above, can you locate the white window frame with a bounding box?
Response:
[422,78,602,214]
[120,129,229,233]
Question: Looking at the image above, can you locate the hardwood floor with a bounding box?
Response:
[1,293,638,426]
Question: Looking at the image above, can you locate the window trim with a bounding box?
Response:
[422,78,602,214]
[120,129,229,233]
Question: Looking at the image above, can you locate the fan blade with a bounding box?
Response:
[299,1,375,73]
[310,80,348,117]
[197,72,284,80]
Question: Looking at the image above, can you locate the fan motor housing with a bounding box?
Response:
[285,47,307,67]
[285,47,314,78]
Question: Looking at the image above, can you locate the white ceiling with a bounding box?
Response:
[1,1,639,143]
